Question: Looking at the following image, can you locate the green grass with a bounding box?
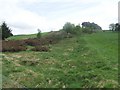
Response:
[0,54,2,89]
[7,32,48,40]
[2,32,118,88]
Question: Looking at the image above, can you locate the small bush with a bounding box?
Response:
[37,29,41,39]
[63,22,75,34]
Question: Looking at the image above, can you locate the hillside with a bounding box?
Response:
[7,32,48,40]
[1,31,118,88]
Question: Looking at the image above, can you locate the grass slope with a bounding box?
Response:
[2,32,118,88]
[7,32,48,40]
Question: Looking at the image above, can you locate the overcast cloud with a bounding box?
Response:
[0,0,119,35]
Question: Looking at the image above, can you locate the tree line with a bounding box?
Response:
[109,23,120,31]
[0,21,119,40]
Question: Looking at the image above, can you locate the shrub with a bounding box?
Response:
[2,46,26,52]
[1,40,27,52]
[45,30,73,42]
[37,29,41,38]
[24,38,55,46]
[82,28,93,34]
[1,30,74,52]
[24,38,41,46]
[63,22,75,34]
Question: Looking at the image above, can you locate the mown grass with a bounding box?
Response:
[2,32,118,88]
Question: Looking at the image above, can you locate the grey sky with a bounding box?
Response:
[0,0,119,35]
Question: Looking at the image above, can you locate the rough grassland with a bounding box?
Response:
[2,32,118,88]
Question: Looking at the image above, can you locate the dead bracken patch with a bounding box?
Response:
[1,40,27,52]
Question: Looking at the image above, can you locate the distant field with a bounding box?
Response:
[2,32,118,88]
[7,32,48,40]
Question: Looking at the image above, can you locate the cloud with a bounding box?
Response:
[0,0,50,34]
[118,1,120,23]
[0,0,119,35]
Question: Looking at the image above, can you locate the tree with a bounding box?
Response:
[81,22,102,33]
[82,22,102,30]
[0,22,13,40]
[73,24,82,34]
[75,24,81,30]
[37,29,41,38]
[109,23,115,31]
[63,22,75,34]
[115,23,120,31]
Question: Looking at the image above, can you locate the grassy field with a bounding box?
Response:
[0,55,2,89]
[1,32,118,88]
[7,32,48,40]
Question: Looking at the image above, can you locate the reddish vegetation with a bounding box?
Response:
[1,31,73,52]
[1,40,27,52]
